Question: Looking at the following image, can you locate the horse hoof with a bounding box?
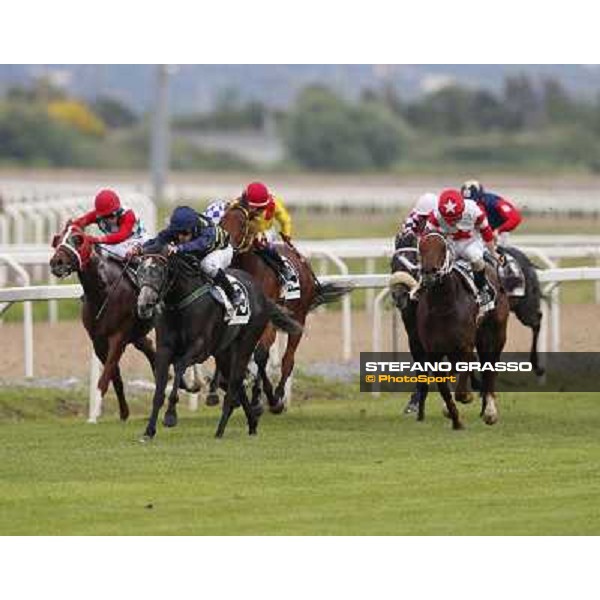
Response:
[139,434,154,444]
[215,430,224,439]
[269,401,286,415]
[249,427,258,436]
[535,367,546,377]
[206,393,220,407]
[453,422,465,431]
[455,392,474,404]
[403,396,419,415]
[483,414,498,426]
[163,413,178,428]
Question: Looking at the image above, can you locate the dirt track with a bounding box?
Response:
[1,305,598,381]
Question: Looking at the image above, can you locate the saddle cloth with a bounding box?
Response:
[280,256,301,300]
[210,274,251,325]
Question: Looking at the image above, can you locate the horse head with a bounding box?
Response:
[136,253,170,319]
[389,231,419,310]
[418,232,452,289]
[220,201,253,252]
[49,224,94,278]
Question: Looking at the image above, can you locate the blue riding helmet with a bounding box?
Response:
[461,180,484,202]
[169,206,199,233]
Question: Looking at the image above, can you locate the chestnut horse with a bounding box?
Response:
[415,232,509,428]
[49,225,159,420]
[220,202,352,413]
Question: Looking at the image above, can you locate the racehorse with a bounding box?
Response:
[414,232,509,428]
[219,202,352,413]
[49,225,159,420]
[390,231,473,412]
[136,252,304,439]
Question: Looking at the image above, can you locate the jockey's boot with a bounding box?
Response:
[474,268,495,314]
[261,246,293,283]
[214,269,243,310]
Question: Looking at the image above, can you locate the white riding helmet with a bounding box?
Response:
[414,193,438,216]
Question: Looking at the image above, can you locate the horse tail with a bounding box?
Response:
[309,279,353,312]
[267,301,304,336]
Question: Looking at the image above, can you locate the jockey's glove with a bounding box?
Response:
[166,243,179,256]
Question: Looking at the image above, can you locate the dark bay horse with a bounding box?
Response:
[414,232,509,428]
[136,252,303,439]
[219,202,351,413]
[49,225,157,420]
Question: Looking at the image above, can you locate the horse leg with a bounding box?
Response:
[273,326,304,412]
[216,341,259,438]
[529,317,545,377]
[133,335,156,376]
[142,348,172,440]
[255,325,278,411]
[97,332,128,420]
[237,385,258,436]
[437,380,463,430]
[455,350,476,404]
[416,381,429,422]
[164,359,185,428]
[111,365,129,422]
[206,367,221,406]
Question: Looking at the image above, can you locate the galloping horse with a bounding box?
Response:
[136,252,303,439]
[49,225,158,420]
[219,202,352,413]
[415,232,509,428]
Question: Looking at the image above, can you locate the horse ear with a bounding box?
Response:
[51,234,60,248]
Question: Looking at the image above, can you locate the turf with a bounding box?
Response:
[1,379,599,535]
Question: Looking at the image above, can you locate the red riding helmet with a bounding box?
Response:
[95,189,121,217]
[243,181,271,209]
[438,189,464,224]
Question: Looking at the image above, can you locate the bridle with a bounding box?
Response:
[53,225,91,273]
[138,254,172,300]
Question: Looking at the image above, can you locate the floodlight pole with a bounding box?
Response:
[151,64,171,204]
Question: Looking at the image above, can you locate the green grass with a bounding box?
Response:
[1,378,599,535]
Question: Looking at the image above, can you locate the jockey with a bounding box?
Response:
[237,181,295,281]
[71,189,148,258]
[460,180,522,244]
[141,205,243,309]
[396,192,437,246]
[425,189,499,312]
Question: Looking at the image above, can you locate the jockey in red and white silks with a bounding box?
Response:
[425,189,499,311]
